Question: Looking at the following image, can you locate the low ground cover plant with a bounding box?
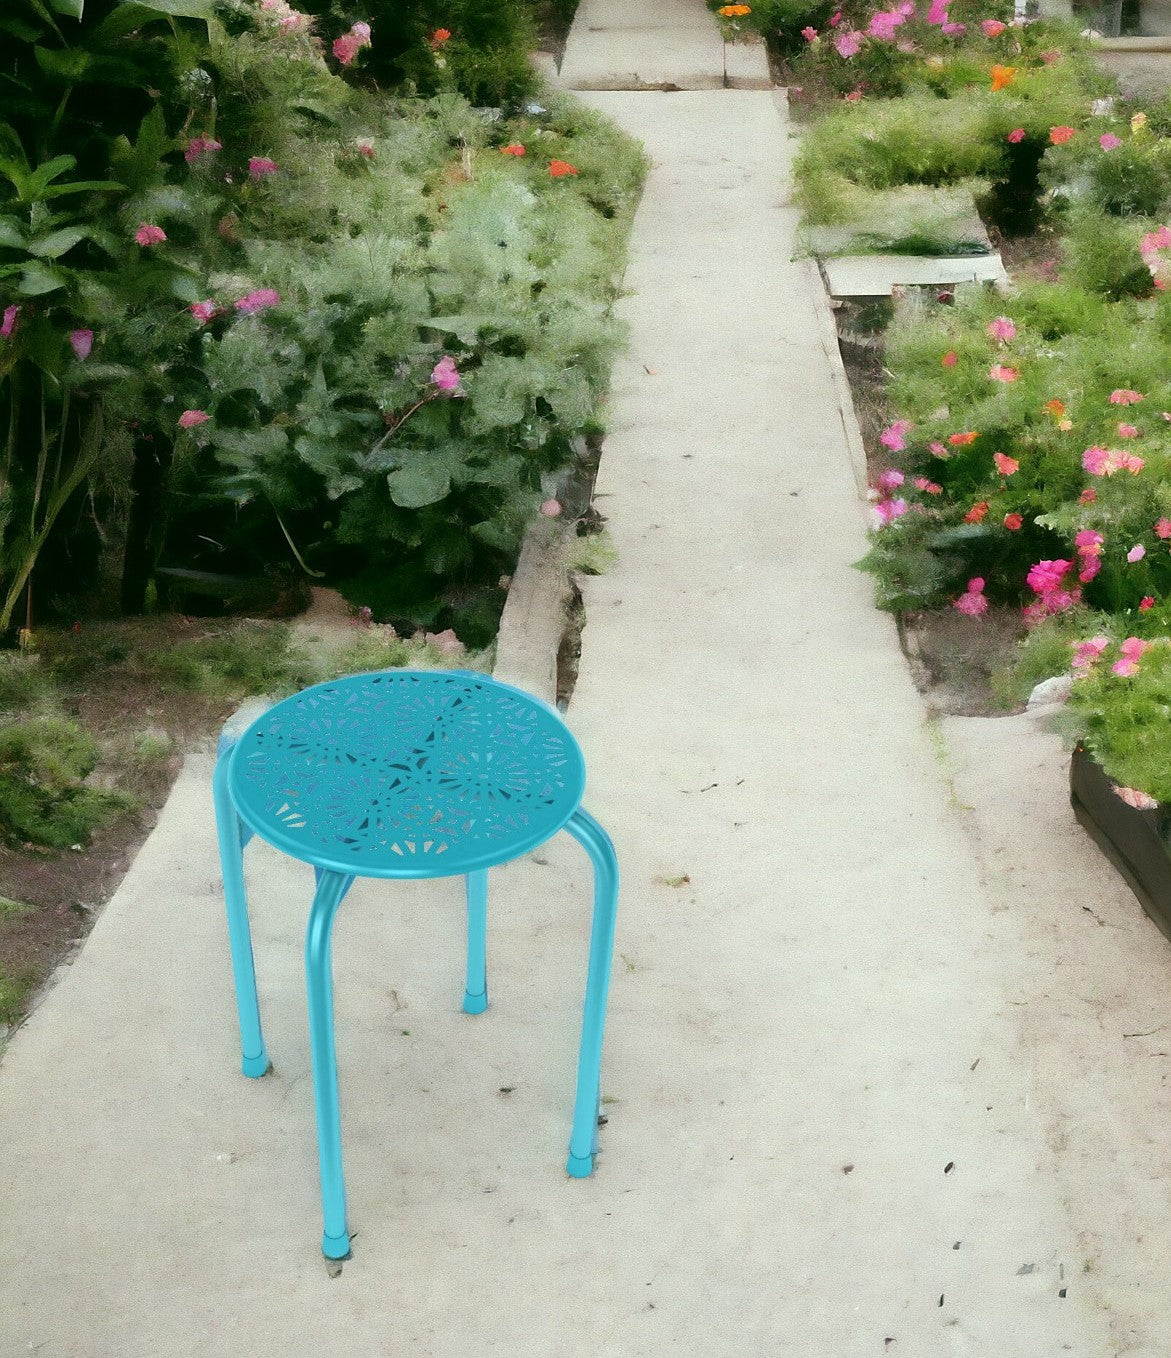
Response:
[790,0,1171,805]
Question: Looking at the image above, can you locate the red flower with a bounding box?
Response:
[941,350,958,367]
[431,28,451,45]
[948,430,979,446]
[1006,128,1026,144]
[500,144,526,156]
[549,159,579,178]
[1004,512,1023,530]
[1049,125,1077,145]
[964,501,990,523]
[1140,596,1156,611]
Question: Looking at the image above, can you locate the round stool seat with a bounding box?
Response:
[227,670,587,879]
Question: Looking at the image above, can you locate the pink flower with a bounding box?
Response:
[993,452,1019,475]
[1127,543,1146,563]
[333,32,364,65]
[1079,488,1097,504]
[1082,446,1143,477]
[1115,785,1159,809]
[867,10,904,41]
[834,29,863,56]
[926,0,949,22]
[913,476,942,494]
[1007,128,1026,144]
[1119,452,1145,473]
[248,157,279,180]
[235,288,281,315]
[954,578,988,615]
[178,409,210,428]
[941,21,966,33]
[1027,558,1073,595]
[941,350,958,367]
[801,25,818,40]
[1155,519,1171,539]
[190,300,219,324]
[184,135,222,165]
[982,18,1006,35]
[69,329,93,361]
[1109,388,1143,404]
[987,316,1016,342]
[873,497,908,526]
[880,419,912,451]
[829,8,843,23]
[351,20,371,40]
[1072,635,1111,672]
[877,468,905,491]
[539,498,561,517]
[928,441,949,458]
[1099,133,1123,150]
[1112,636,1151,676]
[989,364,1018,383]
[1140,596,1156,611]
[134,223,166,246]
[843,90,863,102]
[1075,529,1104,556]
[357,140,376,159]
[1117,422,1139,438]
[0,304,18,340]
[431,355,460,391]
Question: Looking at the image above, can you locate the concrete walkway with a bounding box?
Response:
[3,6,1171,1356]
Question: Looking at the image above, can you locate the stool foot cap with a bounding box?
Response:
[462,991,488,1015]
[566,1152,594,1178]
[241,1053,272,1078]
[322,1231,352,1261]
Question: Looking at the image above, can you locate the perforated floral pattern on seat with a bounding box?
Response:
[227,671,586,877]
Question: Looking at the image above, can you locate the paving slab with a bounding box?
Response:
[823,252,1010,296]
[560,0,725,89]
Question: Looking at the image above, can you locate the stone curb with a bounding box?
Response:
[491,515,573,705]
[803,257,871,501]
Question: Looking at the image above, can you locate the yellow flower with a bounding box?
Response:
[718,4,751,14]
[1058,418,1073,432]
[1132,111,1148,135]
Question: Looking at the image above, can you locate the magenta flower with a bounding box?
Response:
[873,497,907,526]
[834,29,863,57]
[1072,636,1110,673]
[184,136,222,165]
[926,0,949,22]
[867,10,903,40]
[877,468,904,490]
[431,355,460,391]
[953,578,988,615]
[941,21,966,33]
[190,300,219,324]
[1099,133,1123,150]
[332,21,372,66]
[248,157,279,180]
[987,316,1016,342]
[135,223,166,246]
[1,304,21,340]
[1109,388,1143,405]
[235,288,280,315]
[1027,559,1073,595]
[69,329,93,361]
[1112,636,1151,677]
[880,419,912,451]
[1007,128,1026,144]
[1127,544,1147,563]
[178,409,210,428]
[982,18,1006,35]
[1075,529,1104,556]
[801,25,818,39]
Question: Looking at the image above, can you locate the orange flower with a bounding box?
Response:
[964,501,990,524]
[1043,398,1066,417]
[718,4,751,13]
[549,159,578,178]
[990,65,1017,92]
[948,430,979,446]
[1049,125,1076,144]
[500,144,526,156]
[431,28,451,45]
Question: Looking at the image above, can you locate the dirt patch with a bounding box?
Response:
[898,606,1027,716]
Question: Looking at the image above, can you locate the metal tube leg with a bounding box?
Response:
[305,869,355,1260]
[563,807,619,1177]
[212,755,269,1078]
[463,869,489,1014]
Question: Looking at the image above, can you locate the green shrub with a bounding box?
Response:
[140,624,320,697]
[0,716,130,848]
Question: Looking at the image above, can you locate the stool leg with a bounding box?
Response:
[463,869,489,1014]
[212,755,269,1078]
[563,807,619,1177]
[305,868,356,1261]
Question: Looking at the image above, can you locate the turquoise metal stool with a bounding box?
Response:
[212,669,619,1260]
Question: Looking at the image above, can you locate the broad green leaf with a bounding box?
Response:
[26,225,86,258]
[0,218,26,249]
[49,0,84,17]
[39,178,124,199]
[33,45,92,81]
[167,270,200,303]
[26,154,77,198]
[18,262,67,294]
[387,452,461,509]
[95,0,213,36]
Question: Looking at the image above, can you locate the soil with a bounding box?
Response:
[0,617,280,1036]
